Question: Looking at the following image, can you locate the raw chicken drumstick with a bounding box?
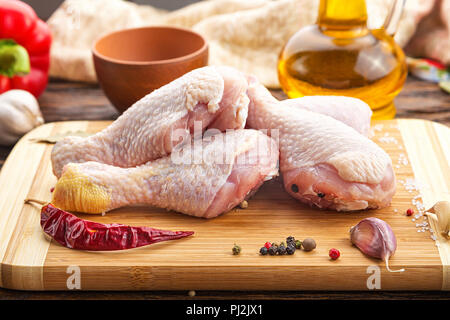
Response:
[244,75,373,136]
[51,66,250,178]
[246,80,396,211]
[280,96,372,136]
[52,130,279,218]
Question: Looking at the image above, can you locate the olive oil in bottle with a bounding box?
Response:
[278,0,407,119]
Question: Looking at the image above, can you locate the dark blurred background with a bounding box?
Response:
[23,0,199,20]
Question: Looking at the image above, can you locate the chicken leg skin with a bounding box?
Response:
[51,66,250,178]
[279,96,373,137]
[52,129,279,218]
[246,80,395,211]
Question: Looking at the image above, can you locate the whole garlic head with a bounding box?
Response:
[0,89,44,146]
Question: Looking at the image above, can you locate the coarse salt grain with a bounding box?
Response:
[379,136,398,144]
[373,124,384,131]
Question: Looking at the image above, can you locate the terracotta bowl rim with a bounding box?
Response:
[92,25,208,66]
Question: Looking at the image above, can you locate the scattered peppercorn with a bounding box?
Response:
[286,236,295,243]
[302,238,316,251]
[239,200,248,209]
[329,248,340,260]
[268,245,277,255]
[317,192,325,198]
[291,184,299,193]
[294,240,302,249]
[277,244,287,255]
[286,236,295,247]
[286,245,295,255]
[232,244,241,255]
[260,247,268,255]
[406,208,414,216]
[188,290,196,297]
[264,242,272,249]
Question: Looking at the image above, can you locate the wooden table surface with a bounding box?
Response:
[0,76,449,300]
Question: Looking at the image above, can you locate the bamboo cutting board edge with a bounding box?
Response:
[0,119,448,291]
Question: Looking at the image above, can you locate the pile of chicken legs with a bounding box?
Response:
[51,66,395,218]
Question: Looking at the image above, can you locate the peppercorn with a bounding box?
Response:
[268,245,277,255]
[188,290,196,297]
[406,208,414,216]
[279,241,286,248]
[239,200,248,209]
[286,236,295,243]
[294,240,302,249]
[277,244,287,255]
[260,247,268,255]
[302,238,316,251]
[329,248,340,260]
[286,236,295,247]
[286,245,295,255]
[264,242,272,249]
[291,184,299,193]
[317,192,325,198]
[232,244,241,255]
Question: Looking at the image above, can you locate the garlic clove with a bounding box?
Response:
[426,201,450,238]
[350,217,404,273]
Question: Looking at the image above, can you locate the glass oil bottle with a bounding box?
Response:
[278,0,407,119]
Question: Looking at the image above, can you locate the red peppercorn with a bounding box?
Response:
[406,208,414,216]
[264,242,272,249]
[329,248,340,260]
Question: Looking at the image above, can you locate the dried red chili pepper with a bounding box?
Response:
[39,203,194,251]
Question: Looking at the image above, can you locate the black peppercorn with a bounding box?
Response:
[286,236,295,247]
[317,192,325,198]
[259,247,268,255]
[291,184,299,193]
[286,245,295,255]
[268,246,277,255]
[277,245,287,255]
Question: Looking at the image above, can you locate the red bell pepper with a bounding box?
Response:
[0,0,51,98]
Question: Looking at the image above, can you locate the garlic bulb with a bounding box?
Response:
[0,89,44,146]
[426,201,450,238]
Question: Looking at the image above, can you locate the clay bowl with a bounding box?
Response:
[92,26,208,113]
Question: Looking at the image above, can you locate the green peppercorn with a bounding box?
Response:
[268,246,277,255]
[294,240,302,249]
[286,245,295,255]
[277,244,287,255]
[232,244,241,255]
[259,247,268,255]
[302,238,316,251]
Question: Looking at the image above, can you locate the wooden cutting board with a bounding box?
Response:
[0,119,448,291]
